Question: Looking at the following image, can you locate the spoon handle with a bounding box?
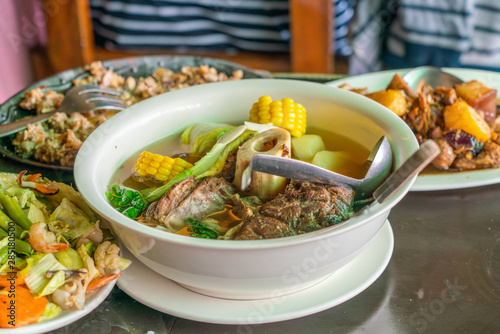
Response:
[241,155,360,190]
[373,140,441,203]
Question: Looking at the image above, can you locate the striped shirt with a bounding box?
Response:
[89,0,356,55]
[349,0,500,74]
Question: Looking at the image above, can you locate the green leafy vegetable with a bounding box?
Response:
[37,270,65,298]
[27,203,48,225]
[119,257,132,270]
[49,198,94,239]
[77,244,100,281]
[186,218,219,239]
[190,126,235,156]
[142,125,252,202]
[83,242,97,256]
[105,185,148,219]
[181,122,233,145]
[48,182,97,222]
[53,247,84,270]
[37,302,62,323]
[25,253,68,298]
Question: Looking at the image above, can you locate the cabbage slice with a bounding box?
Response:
[25,253,67,298]
[37,302,62,323]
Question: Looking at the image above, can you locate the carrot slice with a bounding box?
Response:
[0,285,47,328]
[0,275,25,287]
[86,273,121,293]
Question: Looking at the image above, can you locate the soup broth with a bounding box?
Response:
[111,124,371,234]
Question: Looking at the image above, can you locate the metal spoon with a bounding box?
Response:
[371,139,440,203]
[241,136,392,199]
[403,66,464,92]
[340,139,441,222]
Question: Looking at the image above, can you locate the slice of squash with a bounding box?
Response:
[443,100,491,143]
[454,80,497,123]
[366,89,408,116]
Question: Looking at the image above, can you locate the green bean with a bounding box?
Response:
[0,245,8,265]
[0,236,34,257]
[0,209,27,239]
[0,192,32,230]
[14,239,33,257]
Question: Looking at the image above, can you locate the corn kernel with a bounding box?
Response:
[146,167,157,175]
[134,151,193,183]
[156,174,168,182]
[158,167,170,175]
[248,96,307,137]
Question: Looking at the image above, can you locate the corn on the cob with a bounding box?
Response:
[249,95,307,137]
[134,151,193,183]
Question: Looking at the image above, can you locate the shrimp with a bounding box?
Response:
[16,170,58,194]
[27,222,68,253]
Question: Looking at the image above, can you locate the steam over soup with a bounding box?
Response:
[107,96,371,240]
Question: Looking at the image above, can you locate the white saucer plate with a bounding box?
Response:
[327,68,500,191]
[0,279,116,334]
[117,220,394,325]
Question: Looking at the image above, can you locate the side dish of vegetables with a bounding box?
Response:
[0,171,130,328]
[107,96,368,240]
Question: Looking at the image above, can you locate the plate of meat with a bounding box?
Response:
[0,55,268,171]
[327,68,500,191]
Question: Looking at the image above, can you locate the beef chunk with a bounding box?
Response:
[231,195,262,220]
[158,177,237,232]
[232,216,295,240]
[145,177,197,221]
[258,180,354,234]
[219,148,238,182]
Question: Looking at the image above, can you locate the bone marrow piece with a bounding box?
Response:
[233,128,291,202]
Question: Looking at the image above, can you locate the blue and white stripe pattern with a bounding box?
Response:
[333,0,356,56]
[349,0,500,74]
[89,0,356,55]
[89,0,291,53]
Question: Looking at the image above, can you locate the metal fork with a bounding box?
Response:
[0,85,126,137]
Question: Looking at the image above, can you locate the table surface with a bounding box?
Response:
[2,74,499,334]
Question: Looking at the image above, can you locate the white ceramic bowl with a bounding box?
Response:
[74,79,418,300]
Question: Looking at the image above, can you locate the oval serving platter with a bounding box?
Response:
[327,68,500,191]
[0,55,269,171]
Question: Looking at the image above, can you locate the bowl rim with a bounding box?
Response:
[74,78,418,250]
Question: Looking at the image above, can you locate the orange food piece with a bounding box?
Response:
[366,89,408,116]
[455,80,497,123]
[0,285,47,328]
[0,275,25,287]
[86,273,122,293]
[443,100,492,143]
[386,73,416,97]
